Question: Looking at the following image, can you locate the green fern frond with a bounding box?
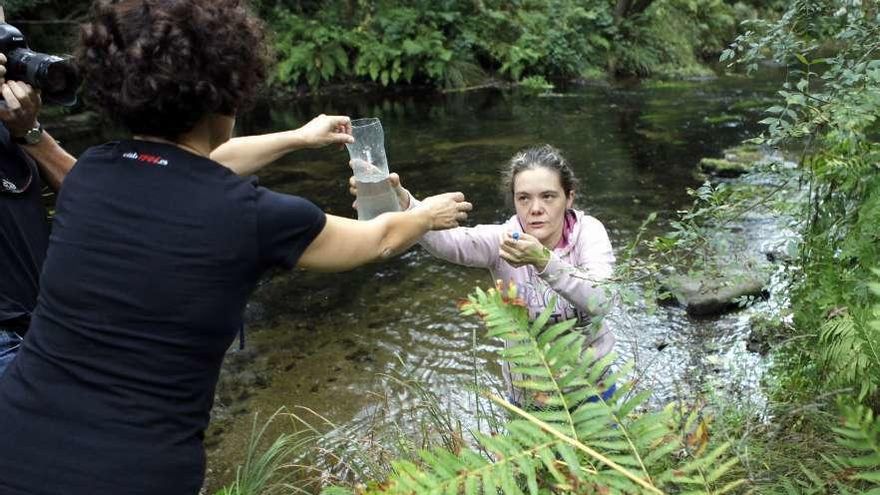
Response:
[832,403,880,489]
[323,284,742,494]
[818,310,880,400]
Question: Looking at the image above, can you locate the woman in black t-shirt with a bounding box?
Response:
[0,1,472,494]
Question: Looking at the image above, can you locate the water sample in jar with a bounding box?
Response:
[345,118,401,220]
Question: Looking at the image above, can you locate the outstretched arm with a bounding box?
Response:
[212,114,353,176]
[348,173,500,269]
[297,192,472,272]
[411,196,502,269]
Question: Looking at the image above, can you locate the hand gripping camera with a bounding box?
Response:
[0,23,80,106]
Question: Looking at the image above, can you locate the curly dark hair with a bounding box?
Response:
[76,0,269,139]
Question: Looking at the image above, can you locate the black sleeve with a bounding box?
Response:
[255,186,326,269]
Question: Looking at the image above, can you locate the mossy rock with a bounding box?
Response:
[746,314,786,355]
[723,144,764,164]
[641,79,702,90]
[703,113,744,125]
[635,127,685,145]
[727,98,776,112]
[699,157,750,177]
[658,266,770,316]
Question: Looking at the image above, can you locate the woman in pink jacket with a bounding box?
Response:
[355,144,616,405]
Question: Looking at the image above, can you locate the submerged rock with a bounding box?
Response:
[699,157,751,177]
[746,315,786,355]
[699,144,767,178]
[659,266,770,316]
[724,144,765,164]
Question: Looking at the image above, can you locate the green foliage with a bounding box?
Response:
[465,1,613,81]
[261,0,765,91]
[724,0,880,407]
[335,284,743,494]
[353,7,456,87]
[518,76,554,95]
[776,401,880,494]
[688,1,880,492]
[268,4,462,90]
[817,285,880,402]
[832,403,880,491]
[271,12,351,89]
[613,0,737,77]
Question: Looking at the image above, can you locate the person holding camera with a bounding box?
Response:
[0,7,78,376]
[0,1,472,494]
[0,7,374,378]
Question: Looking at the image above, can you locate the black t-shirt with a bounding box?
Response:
[0,124,49,329]
[0,140,326,494]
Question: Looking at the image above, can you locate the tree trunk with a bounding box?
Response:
[614,0,656,22]
[614,0,632,22]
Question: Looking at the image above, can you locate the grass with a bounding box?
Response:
[214,408,317,495]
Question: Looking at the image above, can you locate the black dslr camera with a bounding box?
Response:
[0,23,79,106]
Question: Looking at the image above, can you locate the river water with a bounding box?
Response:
[56,74,789,492]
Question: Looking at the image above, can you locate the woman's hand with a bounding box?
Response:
[415,192,472,230]
[348,172,412,210]
[499,231,551,270]
[298,114,354,149]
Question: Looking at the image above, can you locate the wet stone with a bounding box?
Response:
[242,302,266,326]
[659,266,770,316]
[699,158,750,177]
[345,347,374,363]
[746,315,784,355]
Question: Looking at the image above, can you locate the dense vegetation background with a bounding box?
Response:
[8,0,785,92]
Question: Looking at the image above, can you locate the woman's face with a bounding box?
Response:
[512,167,574,248]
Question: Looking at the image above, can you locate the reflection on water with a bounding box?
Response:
[194,75,788,490]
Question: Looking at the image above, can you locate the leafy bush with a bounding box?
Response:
[613,0,737,78]
[261,0,759,91]
[724,0,880,407]
[518,75,554,95]
[462,1,612,81]
[271,12,351,89]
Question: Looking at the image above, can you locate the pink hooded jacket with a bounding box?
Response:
[410,198,616,401]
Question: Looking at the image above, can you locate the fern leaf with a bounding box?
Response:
[530,295,558,335]
[536,318,578,346]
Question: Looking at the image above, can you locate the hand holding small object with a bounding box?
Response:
[499,231,551,270]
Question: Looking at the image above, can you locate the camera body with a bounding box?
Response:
[0,23,79,106]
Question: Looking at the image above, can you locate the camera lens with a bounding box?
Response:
[39,57,78,102]
[6,49,80,106]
